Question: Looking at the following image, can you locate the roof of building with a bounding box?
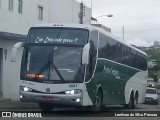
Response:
[0,31,26,41]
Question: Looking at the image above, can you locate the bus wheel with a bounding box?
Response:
[91,91,102,112]
[39,103,53,111]
[132,94,138,109]
[124,94,133,109]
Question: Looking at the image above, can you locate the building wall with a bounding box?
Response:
[0,48,2,95]
[0,39,23,100]
[0,0,91,35]
[50,0,90,24]
[0,0,50,34]
[0,0,91,100]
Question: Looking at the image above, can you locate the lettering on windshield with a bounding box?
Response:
[35,37,79,44]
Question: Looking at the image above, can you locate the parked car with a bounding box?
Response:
[145,87,159,105]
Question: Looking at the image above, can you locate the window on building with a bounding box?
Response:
[38,6,43,20]
[9,0,14,11]
[0,0,1,9]
[18,0,23,13]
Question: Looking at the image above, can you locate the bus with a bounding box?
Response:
[11,23,148,111]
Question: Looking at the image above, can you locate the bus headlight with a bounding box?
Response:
[65,89,82,95]
[20,86,33,92]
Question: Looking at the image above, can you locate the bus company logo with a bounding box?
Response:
[46,88,50,92]
[103,65,120,79]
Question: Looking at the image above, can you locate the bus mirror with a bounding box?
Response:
[82,43,90,65]
[11,42,24,62]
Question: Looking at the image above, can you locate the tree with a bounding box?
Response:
[147,48,160,82]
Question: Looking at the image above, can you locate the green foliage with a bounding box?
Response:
[146,48,160,82]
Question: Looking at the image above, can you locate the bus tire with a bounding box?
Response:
[91,91,102,112]
[132,93,138,109]
[124,94,133,109]
[39,103,53,111]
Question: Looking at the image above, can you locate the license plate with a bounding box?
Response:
[42,96,53,101]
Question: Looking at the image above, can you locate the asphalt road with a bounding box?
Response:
[1,103,160,115]
[1,95,160,119]
[1,103,160,120]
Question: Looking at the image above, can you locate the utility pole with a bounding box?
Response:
[91,0,92,17]
[122,25,124,42]
[48,0,51,23]
[79,2,84,24]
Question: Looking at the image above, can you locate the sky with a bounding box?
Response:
[76,0,160,47]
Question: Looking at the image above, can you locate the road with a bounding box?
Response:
[1,103,160,115]
[0,94,160,120]
[0,103,160,120]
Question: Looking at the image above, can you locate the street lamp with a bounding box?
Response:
[95,14,113,18]
[83,14,113,23]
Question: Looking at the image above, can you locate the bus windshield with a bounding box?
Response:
[21,45,85,83]
[146,89,157,94]
[20,27,89,83]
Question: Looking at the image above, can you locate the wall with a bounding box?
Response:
[0,0,50,35]
[0,48,2,95]
[0,39,23,100]
[0,0,91,35]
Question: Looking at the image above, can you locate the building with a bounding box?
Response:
[0,0,91,35]
[154,41,160,49]
[92,24,111,33]
[0,0,91,100]
[154,41,160,47]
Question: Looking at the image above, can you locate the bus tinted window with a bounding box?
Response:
[98,33,147,71]
[98,33,116,61]
[26,28,89,45]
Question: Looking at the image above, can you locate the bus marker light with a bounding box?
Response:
[26,74,45,78]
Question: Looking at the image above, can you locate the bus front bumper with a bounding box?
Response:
[19,90,83,106]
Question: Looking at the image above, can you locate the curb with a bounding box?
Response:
[0,98,11,102]
[0,100,39,110]
[0,103,39,110]
[0,106,39,110]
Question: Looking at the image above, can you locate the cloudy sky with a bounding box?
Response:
[76,0,160,47]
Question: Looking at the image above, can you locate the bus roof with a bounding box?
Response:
[32,23,147,56]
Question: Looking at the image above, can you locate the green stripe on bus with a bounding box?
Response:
[86,59,140,105]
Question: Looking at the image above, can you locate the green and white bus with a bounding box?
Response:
[11,24,148,111]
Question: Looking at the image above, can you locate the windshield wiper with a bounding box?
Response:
[48,52,65,82]
[33,47,65,82]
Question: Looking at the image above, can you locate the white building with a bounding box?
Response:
[148,59,157,68]
[0,0,91,34]
[0,0,91,100]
